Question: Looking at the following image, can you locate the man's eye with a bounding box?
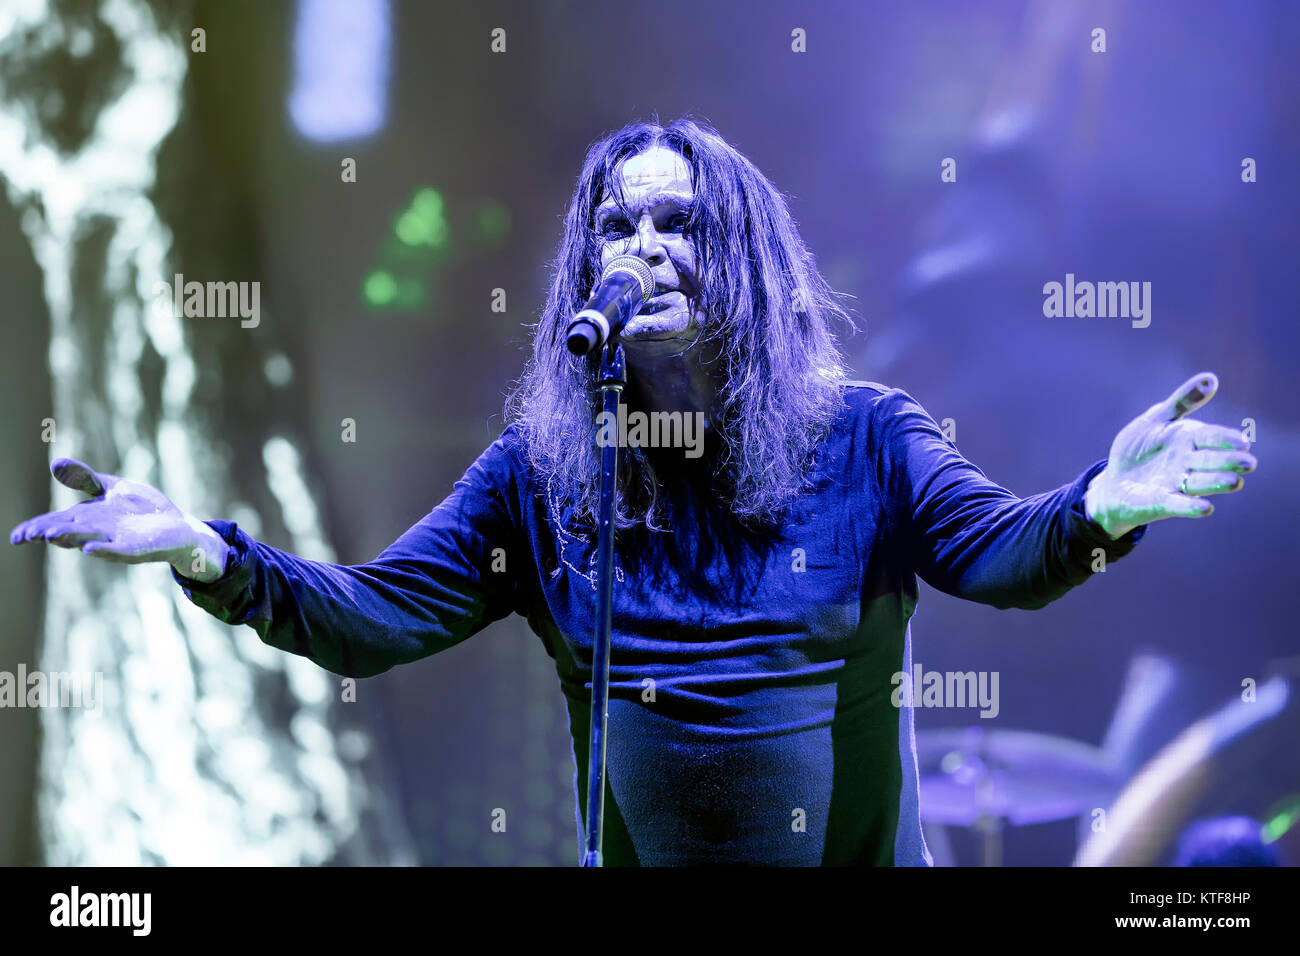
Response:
[666,214,689,232]
[600,220,630,238]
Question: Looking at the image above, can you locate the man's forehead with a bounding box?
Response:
[596,147,693,211]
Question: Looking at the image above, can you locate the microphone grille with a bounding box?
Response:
[601,255,655,299]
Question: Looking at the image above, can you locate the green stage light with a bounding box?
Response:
[363,270,398,306]
[396,187,448,248]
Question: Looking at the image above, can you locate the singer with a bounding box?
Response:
[11,118,1257,866]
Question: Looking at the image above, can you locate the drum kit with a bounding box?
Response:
[917,668,1297,866]
[917,725,1119,866]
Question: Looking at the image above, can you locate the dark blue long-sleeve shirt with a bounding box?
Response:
[172,381,1145,865]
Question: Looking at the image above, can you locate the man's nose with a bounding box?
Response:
[631,217,668,267]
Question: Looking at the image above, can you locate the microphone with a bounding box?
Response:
[566,255,655,355]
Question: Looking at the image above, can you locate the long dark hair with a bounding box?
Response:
[504,117,856,533]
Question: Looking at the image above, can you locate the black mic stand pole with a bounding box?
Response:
[580,338,625,867]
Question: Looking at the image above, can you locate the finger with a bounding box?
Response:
[1156,492,1214,518]
[1181,471,1246,496]
[13,514,71,544]
[39,524,109,549]
[1185,421,1253,452]
[50,458,115,496]
[1187,449,1257,473]
[1147,372,1218,423]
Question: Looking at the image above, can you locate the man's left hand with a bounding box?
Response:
[1084,372,1256,540]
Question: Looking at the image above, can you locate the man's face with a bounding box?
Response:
[593,146,706,352]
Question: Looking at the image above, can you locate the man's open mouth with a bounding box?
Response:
[639,291,680,315]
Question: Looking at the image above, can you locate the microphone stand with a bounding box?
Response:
[581,338,625,867]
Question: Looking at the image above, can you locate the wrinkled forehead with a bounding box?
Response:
[595,146,695,214]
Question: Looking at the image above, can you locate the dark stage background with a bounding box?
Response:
[0,0,1296,866]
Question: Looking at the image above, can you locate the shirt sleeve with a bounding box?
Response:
[870,388,1146,610]
[170,426,531,677]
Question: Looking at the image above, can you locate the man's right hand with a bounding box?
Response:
[9,457,229,583]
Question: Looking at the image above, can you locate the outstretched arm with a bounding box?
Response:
[11,432,530,677]
[873,373,1254,610]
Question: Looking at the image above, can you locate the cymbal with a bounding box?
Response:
[917,726,1122,826]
